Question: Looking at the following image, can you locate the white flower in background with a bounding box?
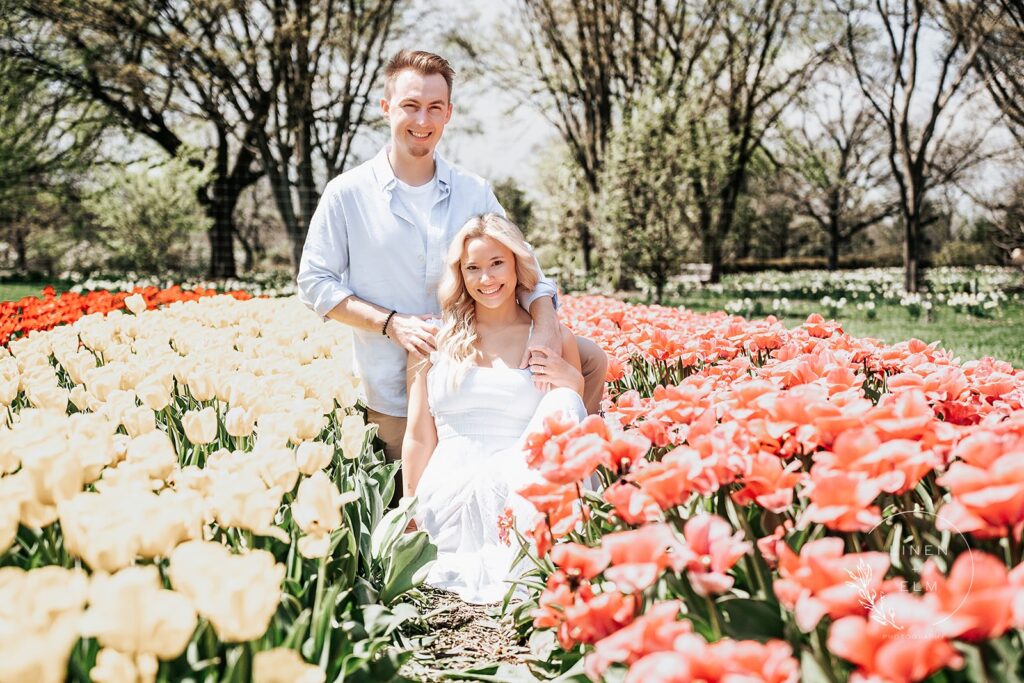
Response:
[81,566,197,661]
[181,407,218,445]
[59,488,204,572]
[121,406,157,438]
[291,471,359,559]
[83,365,124,403]
[206,471,287,541]
[25,380,69,413]
[0,487,21,555]
[124,430,177,483]
[135,375,172,411]
[0,566,90,683]
[169,541,285,643]
[295,441,334,476]
[340,413,369,460]
[253,648,325,683]
[91,647,158,683]
[224,406,257,437]
[124,293,147,315]
[250,444,300,492]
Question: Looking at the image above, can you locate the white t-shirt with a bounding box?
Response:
[394,175,438,250]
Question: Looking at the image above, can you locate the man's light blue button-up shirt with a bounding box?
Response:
[297,147,558,417]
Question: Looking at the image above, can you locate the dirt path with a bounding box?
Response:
[400,588,534,682]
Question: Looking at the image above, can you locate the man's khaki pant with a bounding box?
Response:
[367,336,608,507]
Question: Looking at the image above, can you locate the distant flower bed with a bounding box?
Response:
[671,266,1023,319]
[63,270,297,299]
[0,285,252,345]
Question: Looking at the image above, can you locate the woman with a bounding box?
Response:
[402,213,586,604]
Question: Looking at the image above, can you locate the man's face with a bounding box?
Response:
[381,70,453,160]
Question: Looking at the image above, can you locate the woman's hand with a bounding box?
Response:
[526,345,584,396]
[520,317,561,392]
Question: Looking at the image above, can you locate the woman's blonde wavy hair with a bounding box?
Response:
[435,213,541,388]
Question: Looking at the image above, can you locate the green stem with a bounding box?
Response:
[311,557,328,657]
[705,594,723,640]
[811,624,840,683]
[1007,526,1022,567]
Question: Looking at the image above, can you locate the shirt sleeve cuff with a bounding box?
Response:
[309,285,354,321]
[519,278,560,312]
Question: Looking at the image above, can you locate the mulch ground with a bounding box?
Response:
[399,587,534,682]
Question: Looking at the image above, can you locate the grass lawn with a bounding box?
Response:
[0,283,55,302]
[667,293,1024,369]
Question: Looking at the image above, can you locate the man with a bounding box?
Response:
[297,50,606,499]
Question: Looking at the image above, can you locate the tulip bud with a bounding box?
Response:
[225,406,256,438]
[0,375,17,406]
[91,648,158,683]
[124,293,147,315]
[27,382,68,413]
[169,541,285,642]
[84,366,122,403]
[125,431,177,482]
[291,471,358,558]
[295,441,334,475]
[69,385,90,412]
[121,406,156,438]
[340,414,367,460]
[81,566,197,659]
[253,648,325,683]
[186,371,216,403]
[182,407,218,445]
[136,376,171,411]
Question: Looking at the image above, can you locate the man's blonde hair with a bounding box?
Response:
[384,50,455,99]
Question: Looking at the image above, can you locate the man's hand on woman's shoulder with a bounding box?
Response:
[388,313,439,356]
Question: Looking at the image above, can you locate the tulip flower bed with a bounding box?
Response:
[657,266,1022,324]
[0,284,253,346]
[493,296,1024,683]
[0,296,433,682]
[676,266,1022,311]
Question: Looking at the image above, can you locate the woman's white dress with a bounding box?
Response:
[413,356,587,604]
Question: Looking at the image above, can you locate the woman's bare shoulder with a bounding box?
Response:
[406,350,434,376]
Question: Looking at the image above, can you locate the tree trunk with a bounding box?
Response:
[207,203,237,279]
[735,216,752,261]
[903,211,919,292]
[14,226,28,272]
[235,226,256,273]
[579,199,594,274]
[828,219,840,271]
[704,237,723,284]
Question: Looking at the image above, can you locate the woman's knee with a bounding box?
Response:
[539,387,587,421]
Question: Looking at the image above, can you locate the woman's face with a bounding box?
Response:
[460,235,517,309]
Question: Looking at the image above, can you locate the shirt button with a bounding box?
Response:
[418,256,424,263]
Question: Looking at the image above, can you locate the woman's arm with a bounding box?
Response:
[525,323,585,396]
[401,352,438,500]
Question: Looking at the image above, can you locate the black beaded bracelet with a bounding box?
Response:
[382,309,397,337]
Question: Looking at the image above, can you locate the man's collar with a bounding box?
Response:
[373,146,452,192]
